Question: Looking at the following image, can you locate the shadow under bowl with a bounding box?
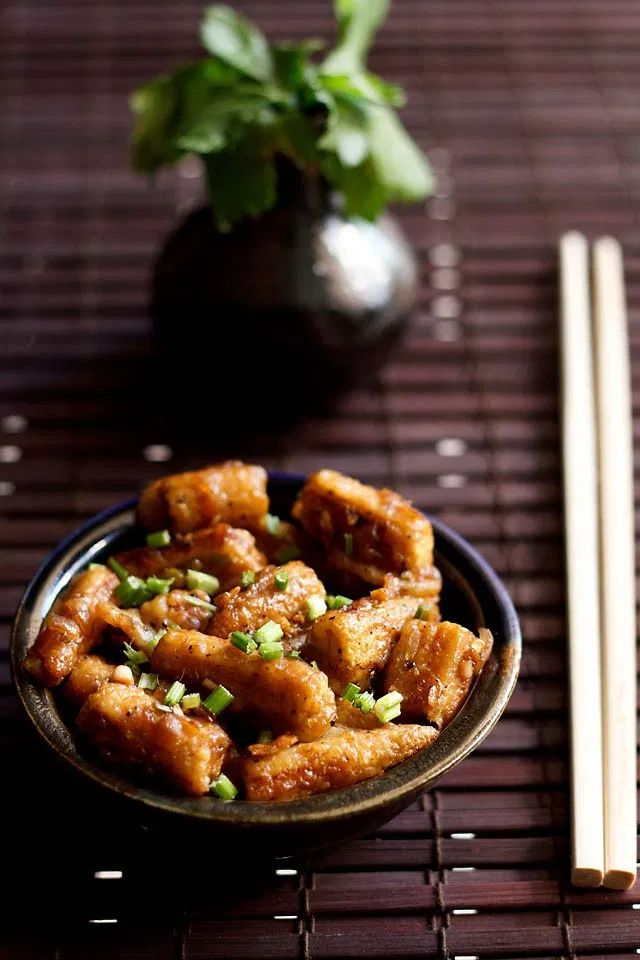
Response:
[11,472,521,856]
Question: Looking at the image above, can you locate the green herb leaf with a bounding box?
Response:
[322,0,389,75]
[203,135,277,231]
[201,5,274,83]
[319,97,369,167]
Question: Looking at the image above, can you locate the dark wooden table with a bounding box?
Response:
[2,1,640,956]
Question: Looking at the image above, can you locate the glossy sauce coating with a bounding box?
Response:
[150,629,336,742]
[305,592,425,689]
[25,565,118,686]
[208,561,325,645]
[117,524,266,590]
[243,724,438,801]
[138,462,268,534]
[77,683,230,796]
[292,469,434,587]
[385,620,493,727]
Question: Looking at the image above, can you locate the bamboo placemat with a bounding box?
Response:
[2,0,640,956]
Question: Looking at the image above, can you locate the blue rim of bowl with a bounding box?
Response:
[11,472,521,827]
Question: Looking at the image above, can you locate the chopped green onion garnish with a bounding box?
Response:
[354,691,375,714]
[88,562,102,571]
[210,773,238,801]
[203,684,234,716]
[240,570,256,588]
[148,628,166,652]
[186,569,220,596]
[414,603,432,621]
[181,692,201,710]
[257,730,273,744]
[286,650,301,659]
[374,691,403,723]
[164,681,186,707]
[138,672,159,691]
[306,596,327,622]
[114,575,152,608]
[259,641,284,661]
[183,594,216,612]
[274,542,300,563]
[341,682,361,703]
[230,631,257,654]
[265,513,282,536]
[145,576,173,596]
[274,569,289,592]
[254,620,283,645]
[108,557,129,581]
[146,529,171,548]
[344,533,354,557]
[326,595,353,610]
[123,642,149,667]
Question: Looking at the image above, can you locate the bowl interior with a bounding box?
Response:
[11,473,521,826]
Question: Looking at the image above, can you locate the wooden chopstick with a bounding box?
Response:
[559,231,605,888]
[593,236,637,891]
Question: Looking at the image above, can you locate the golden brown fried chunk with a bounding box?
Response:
[243,724,437,801]
[77,683,230,796]
[292,469,434,587]
[64,654,116,705]
[305,593,422,689]
[208,561,325,645]
[335,698,380,730]
[95,600,156,651]
[247,733,299,758]
[385,620,493,728]
[138,461,268,535]
[25,565,118,686]
[150,629,335,742]
[380,571,442,605]
[117,524,266,590]
[139,590,213,633]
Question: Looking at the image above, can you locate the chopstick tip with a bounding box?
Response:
[571,866,604,888]
[603,867,636,891]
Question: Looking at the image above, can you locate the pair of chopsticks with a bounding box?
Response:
[559,232,637,890]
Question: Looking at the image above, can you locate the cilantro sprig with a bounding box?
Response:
[131,1,433,230]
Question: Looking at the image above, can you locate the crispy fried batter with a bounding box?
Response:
[305,593,422,689]
[117,524,266,590]
[138,462,268,534]
[292,469,434,587]
[64,654,116,705]
[77,683,230,796]
[139,589,213,633]
[335,697,380,730]
[243,724,437,801]
[385,620,493,727]
[208,561,325,645]
[94,600,156,651]
[246,733,299,758]
[150,629,336,741]
[25,565,118,686]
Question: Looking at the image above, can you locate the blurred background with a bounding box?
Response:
[2,1,640,958]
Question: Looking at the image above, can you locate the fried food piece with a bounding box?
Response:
[25,565,118,686]
[247,733,299,758]
[64,654,116,705]
[335,697,380,730]
[138,461,268,535]
[77,683,230,796]
[380,571,442,605]
[116,524,266,590]
[385,621,493,728]
[95,600,157,651]
[292,469,434,587]
[208,561,325,645]
[243,724,437,801]
[150,629,335,741]
[140,590,213,633]
[305,593,422,689]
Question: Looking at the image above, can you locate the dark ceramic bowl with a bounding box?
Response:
[11,472,521,855]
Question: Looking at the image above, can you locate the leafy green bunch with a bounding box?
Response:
[131,0,433,230]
